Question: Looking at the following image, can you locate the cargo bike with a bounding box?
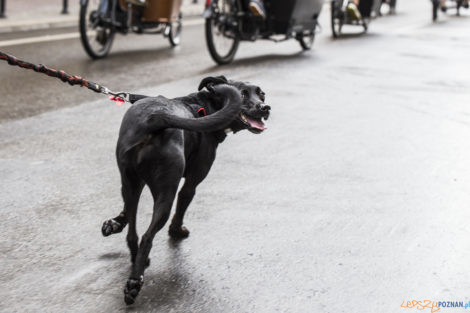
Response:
[203,0,326,65]
[330,0,382,38]
[80,0,183,59]
[431,0,469,21]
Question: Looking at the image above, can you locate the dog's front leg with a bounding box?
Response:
[169,155,216,239]
[168,182,196,239]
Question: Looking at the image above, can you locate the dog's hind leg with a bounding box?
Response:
[102,212,127,237]
[124,182,179,305]
[124,181,145,264]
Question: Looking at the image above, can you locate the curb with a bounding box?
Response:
[0,7,204,33]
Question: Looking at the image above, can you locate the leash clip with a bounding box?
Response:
[101,87,130,103]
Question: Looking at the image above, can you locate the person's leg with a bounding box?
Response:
[440,0,447,12]
[249,0,266,19]
[389,0,397,14]
[347,0,363,20]
[357,0,374,18]
[98,0,109,15]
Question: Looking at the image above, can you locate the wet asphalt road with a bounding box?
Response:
[1,1,470,313]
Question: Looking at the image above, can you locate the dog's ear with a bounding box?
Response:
[198,76,229,91]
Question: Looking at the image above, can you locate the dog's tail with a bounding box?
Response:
[145,85,242,133]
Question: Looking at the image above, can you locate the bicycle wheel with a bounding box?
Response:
[80,0,115,59]
[331,0,343,38]
[297,27,316,50]
[169,13,182,47]
[205,0,240,65]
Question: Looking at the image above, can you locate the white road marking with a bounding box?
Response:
[0,32,81,47]
[0,19,205,48]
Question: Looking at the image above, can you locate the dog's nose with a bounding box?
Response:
[261,105,271,112]
[256,103,270,111]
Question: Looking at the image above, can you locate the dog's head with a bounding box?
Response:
[199,76,271,134]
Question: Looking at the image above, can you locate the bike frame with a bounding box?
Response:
[207,0,247,38]
[333,0,381,24]
[81,0,128,30]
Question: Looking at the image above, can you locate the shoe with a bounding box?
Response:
[440,5,447,12]
[249,0,266,19]
[463,1,469,8]
[127,0,146,7]
[346,2,362,20]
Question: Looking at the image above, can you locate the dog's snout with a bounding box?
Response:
[255,103,270,111]
[261,105,271,112]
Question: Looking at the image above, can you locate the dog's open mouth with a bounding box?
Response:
[240,113,266,133]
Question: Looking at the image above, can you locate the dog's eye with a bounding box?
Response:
[241,90,249,99]
[255,88,265,101]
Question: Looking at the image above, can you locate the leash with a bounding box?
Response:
[0,51,146,104]
[0,51,210,118]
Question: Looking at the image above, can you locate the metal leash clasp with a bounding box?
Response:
[101,87,131,103]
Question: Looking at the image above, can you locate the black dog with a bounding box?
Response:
[101,76,270,305]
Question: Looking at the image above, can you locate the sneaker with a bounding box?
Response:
[127,0,146,7]
[249,0,266,19]
[346,2,362,20]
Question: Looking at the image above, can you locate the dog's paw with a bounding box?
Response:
[168,225,190,239]
[101,219,125,237]
[124,276,144,305]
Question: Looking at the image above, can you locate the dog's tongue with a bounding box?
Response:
[245,116,266,130]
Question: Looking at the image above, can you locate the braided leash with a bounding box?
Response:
[0,51,146,104]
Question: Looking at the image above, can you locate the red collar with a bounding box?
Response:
[196,107,206,117]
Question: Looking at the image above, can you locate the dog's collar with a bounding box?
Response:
[187,103,207,117]
[187,103,231,140]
